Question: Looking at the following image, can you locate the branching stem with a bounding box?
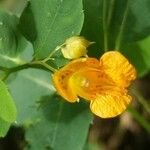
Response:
[0,43,66,81]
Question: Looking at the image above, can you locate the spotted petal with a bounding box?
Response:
[52,58,100,102]
[70,68,115,101]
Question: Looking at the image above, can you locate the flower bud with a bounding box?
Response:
[61,36,92,59]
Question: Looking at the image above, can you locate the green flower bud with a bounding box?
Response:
[61,36,92,59]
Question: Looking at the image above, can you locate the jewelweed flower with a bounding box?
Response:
[52,51,136,118]
[61,36,92,59]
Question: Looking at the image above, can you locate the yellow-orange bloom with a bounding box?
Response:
[52,51,136,118]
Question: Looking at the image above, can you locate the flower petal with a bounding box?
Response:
[52,58,100,102]
[70,67,115,101]
[100,51,136,87]
[90,89,131,118]
[52,70,78,102]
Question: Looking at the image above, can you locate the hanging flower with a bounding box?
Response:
[52,51,136,118]
[61,36,92,59]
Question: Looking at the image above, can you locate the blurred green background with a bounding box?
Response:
[0,0,150,150]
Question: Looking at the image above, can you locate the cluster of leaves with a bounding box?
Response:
[0,0,150,149]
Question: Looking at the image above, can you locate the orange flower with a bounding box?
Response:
[52,51,136,118]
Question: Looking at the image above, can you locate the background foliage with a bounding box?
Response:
[0,0,150,150]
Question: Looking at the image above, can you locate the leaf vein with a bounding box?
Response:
[36,0,63,56]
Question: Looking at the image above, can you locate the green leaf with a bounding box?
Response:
[81,0,104,57]
[109,0,150,49]
[18,3,37,43]
[0,10,33,68]
[0,118,11,137]
[0,80,17,123]
[82,0,150,52]
[84,141,102,150]
[19,0,84,59]
[7,69,93,149]
[7,68,55,124]
[121,36,150,77]
[25,96,92,150]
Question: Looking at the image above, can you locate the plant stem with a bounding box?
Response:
[128,106,150,133]
[107,0,115,28]
[102,0,108,52]
[0,43,69,81]
[0,61,57,81]
[30,61,57,72]
[131,85,150,114]
[115,0,129,50]
[0,44,65,80]
[0,71,10,81]
[42,43,65,62]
